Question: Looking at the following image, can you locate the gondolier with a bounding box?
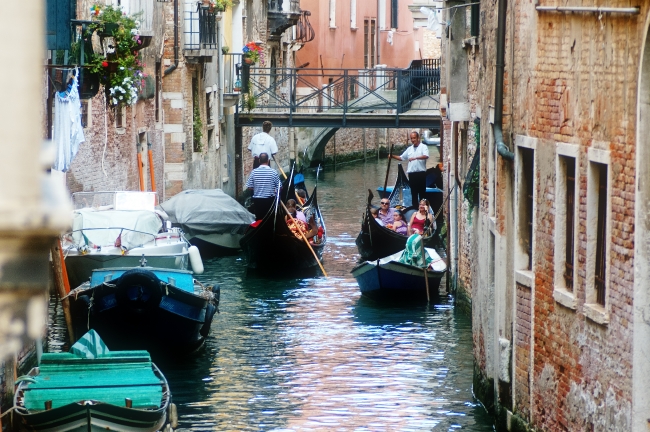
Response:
[248,121,278,169]
[245,153,281,220]
[389,131,429,207]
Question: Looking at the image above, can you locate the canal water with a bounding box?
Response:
[49,159,494,431]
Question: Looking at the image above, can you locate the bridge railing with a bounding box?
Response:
[235,60,440,120]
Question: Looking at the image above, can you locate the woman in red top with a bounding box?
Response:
[408,199,436,235]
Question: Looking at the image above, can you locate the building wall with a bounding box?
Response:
[443,0,650,429]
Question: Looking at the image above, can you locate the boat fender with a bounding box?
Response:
[115,268,163,314]
[188,245,204,274]
[169,403,178,428]
[200,303,218,337]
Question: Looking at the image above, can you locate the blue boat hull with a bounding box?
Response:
[352,260,444,301]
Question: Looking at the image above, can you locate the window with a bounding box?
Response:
[192,77,202,152]
[390,0,398,29]
[594,162,608,305]
[563,157,576,291]
[585,146,610,323]
[350,0,357,28]
[155,61,161,123]
[116,105,125,129]
[329,0,336,28]
[363,19,376,68]
[521,148,534,271]
[206,91,213,125]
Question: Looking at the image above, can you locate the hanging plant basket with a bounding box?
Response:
[98,22,120,37]
[244,57,254,65]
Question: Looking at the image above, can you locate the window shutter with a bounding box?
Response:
[46,0,75,50]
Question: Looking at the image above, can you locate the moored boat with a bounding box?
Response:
[13,330,175,432]
[352,236,447,301]
[68,264,219,356]
[158,189,255,257]
[63,191,199,289]
[356,164,439,262]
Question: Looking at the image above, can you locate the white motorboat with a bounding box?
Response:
[62,191,200,289]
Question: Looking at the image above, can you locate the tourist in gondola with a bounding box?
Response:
[388,131,429,207]
[286,199,318,240]
[295,188,307,206]
[408,199,436,235]
[370,208,385,226]
[378,198,396,226]
[248,121,278,169]
[245,153,281,220]
[391,210,408,235]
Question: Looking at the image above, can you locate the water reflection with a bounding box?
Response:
[48,160,493,431]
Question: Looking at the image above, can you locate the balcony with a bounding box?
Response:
[222,53,243,107]
[184,4,220,59]
[267,0,301,41]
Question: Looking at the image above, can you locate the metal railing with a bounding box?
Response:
[235,59,440,119]
[184,4,218,51]
[223,53,243,94]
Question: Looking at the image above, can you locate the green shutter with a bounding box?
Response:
[46,0,75,50]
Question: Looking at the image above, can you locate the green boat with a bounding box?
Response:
[13,330,175,431]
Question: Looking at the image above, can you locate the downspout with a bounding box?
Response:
[494,0,513,160]
[164,0,179,75]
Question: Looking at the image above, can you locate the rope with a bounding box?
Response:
[0,406,28,418]
[434,183,456,220]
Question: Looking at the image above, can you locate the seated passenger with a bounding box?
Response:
[286,199,317,239]
[370,207,385,226]
[378,198,396,226]
[391,210,408,235]
[408,199,436,235]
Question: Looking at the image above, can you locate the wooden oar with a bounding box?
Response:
[272,154,288,179]
[280,200,328,277]
[382,141,395,200]
[420,236,430,302]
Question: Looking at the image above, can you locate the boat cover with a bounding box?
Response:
[72,209,163,249]
[158,189,255,236]
[69,329,109,359]
[398,234,432,267]
[22,331,162,410]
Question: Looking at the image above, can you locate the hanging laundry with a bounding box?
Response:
[53,68,85,172]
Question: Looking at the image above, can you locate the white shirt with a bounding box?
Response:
[400,143,429,173]
[248,132,278,158]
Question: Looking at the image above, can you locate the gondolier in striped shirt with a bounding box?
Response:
[245,153,282,220]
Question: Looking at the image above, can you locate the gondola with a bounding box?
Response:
[240,167,326,275]
[355,164,439,262]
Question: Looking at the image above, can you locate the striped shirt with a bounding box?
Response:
[245,165,281,198]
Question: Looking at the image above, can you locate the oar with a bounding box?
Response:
[382,141,395,200]
[280,200,328,277]
[272,154,288,179]
[420,236,430,303]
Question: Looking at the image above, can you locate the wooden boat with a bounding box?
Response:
[158,189,255,257]
[352,244,447,301]
[356,164,439,262]
[68,264,219,356]
[240,168,326,275]
[63,191,196,289]
[13,330,175,432]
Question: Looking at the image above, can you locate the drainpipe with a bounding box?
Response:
[164,0,179,76]
[494,0,513,160]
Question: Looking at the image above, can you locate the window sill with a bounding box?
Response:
[553,287,577,310]
[115,128,126,135]
[329,26,337,30]
[350,26,358,31]
[584,303,609,326]
[515,270,533,288]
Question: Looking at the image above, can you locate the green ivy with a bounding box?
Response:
[193,88,203,152]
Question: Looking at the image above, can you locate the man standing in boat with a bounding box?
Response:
[389,131,429,208]
[248,121,278,169]
[245,153,281,220]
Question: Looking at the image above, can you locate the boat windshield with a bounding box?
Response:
[72,191,159,211]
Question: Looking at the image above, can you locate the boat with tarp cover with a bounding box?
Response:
[62,191,194,289]
[12,330,175,432]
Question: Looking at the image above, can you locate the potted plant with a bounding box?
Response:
[221,45,229,55]
[242,41,261,64]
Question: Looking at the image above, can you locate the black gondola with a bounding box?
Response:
[240,168,326,275]
[355,164,439,262]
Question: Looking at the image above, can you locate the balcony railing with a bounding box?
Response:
[268,0,300,13]
[223,53,244,94]
[184,3,219,52]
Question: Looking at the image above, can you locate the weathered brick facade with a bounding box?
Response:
[442,0,650,430]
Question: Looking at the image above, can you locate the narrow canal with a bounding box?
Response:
[49,159,495,431]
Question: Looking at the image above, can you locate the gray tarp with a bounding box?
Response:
[158,189,255,236]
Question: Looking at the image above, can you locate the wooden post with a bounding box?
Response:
[51,240,75,344]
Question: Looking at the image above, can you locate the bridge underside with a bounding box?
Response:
[236,112,441,129]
